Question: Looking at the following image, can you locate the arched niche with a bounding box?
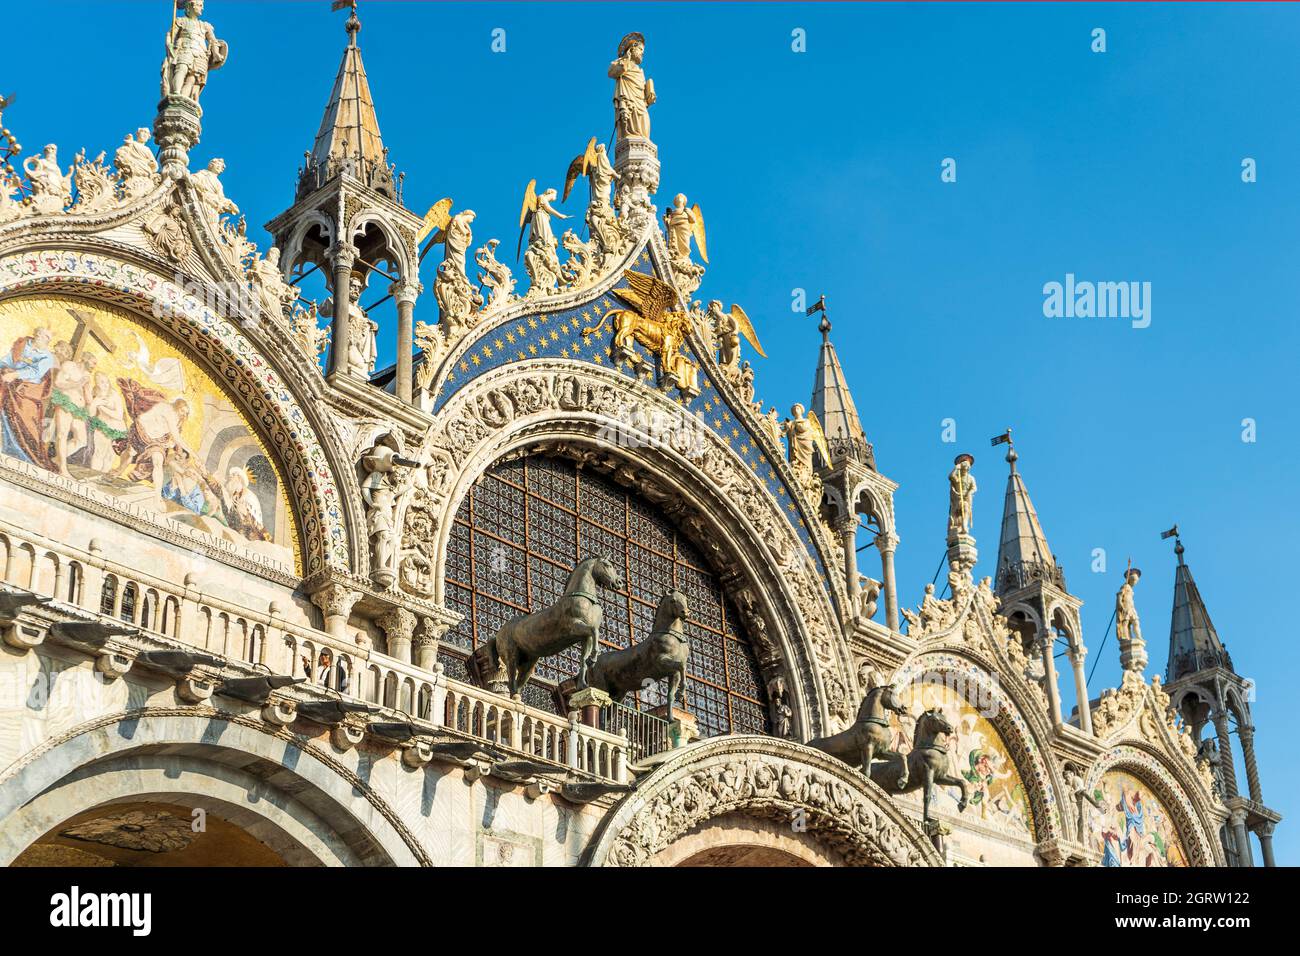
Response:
[0,709,425,867]
[0,291,303,575]
[584,736,941,867]
[1082,746,1217,867]
[0,248,354,574]
[891,650,1064,853]
[406,361,860,739]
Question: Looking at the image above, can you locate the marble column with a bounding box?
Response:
[876,532,900,632]
[1255,822,1276,868]
[326,242,359,378]
[1069,643,1093,734]
[1040,630,1063,726]
[392,279,422,404]
[1214,712,1239,798]
[1238,724,1262,804]
[378,608,416,664]
[1229,807,1253,867]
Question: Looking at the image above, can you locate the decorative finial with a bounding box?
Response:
[332,0,360,44]
[990,428,1015,470]
[806,294,830,338]
[1160,523,1183,564]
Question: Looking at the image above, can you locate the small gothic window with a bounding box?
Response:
[444,455,771,738]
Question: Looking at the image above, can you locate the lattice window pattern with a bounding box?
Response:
[443,455,771,738]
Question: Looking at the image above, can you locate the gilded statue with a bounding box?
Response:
[581,270,700,397]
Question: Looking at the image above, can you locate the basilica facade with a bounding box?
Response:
[0,3,1278,867]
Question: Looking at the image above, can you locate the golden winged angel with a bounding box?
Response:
[582,270,700,395]
[784,403,830,475]
[710,300,765,367]
[664,194,707,263]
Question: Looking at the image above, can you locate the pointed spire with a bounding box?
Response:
[299,1,398,201]
[808,301,875,468]
[994,437,1064,595]
[1166,533,1231,682]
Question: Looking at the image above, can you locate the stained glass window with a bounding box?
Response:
[440,455,771,738]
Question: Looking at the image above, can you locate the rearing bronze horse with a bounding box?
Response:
[807,682,909,776]
[869,707,971,825]
[488,556,625,697]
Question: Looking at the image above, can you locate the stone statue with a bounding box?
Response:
[609,32,655,140]
[519,180,568,295]
[767,675,793,738]
[478,556,626,696]
[807,678,909,778]
[1065,764,1105,837]
[189,157,237,226]
[114,128,159,200]
[250,247,296,319]
[433,208,482,334]
[947,453,976,538]
[160,0,228,105]
[858,575,881,620]
[22,144,72,215]
[360,443,416,589]
[0,171,21,224]
[321,273,376,379]
[1115,565,1145,670]
[584,590,690,708]
[475,238,516,307]
[291,301,329,362]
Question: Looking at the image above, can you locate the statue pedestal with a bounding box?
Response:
[650,705,699,749]
[566,686,612,728]
[946,533,978,578]
[613,135,659,227]
[153,95,202,177]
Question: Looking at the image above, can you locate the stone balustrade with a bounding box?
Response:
[0,520,628,783]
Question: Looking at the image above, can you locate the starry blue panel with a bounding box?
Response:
[431,258,838,609]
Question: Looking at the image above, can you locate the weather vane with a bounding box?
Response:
[805,294,830,336]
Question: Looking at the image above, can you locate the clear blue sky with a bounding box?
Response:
[11,2,1298,863]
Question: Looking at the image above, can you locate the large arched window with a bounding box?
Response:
[441,454,770,738]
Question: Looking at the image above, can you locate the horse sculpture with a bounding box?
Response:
[807,680,909,776]
[485,556,625,697]
[584,589,690,706]
[869,707,971,825]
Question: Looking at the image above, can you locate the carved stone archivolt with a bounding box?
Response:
[585,736,941,867]
[405,360,856,737]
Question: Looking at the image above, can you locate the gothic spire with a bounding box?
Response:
[1166,534,1231,682]
[808,303,874,468]
[994,440,1063,596]
[299,1,397,201]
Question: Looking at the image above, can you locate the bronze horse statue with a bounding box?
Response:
[584,590,690,706]
[807,681,908,775]
[869,707,971,824]
[487,556,625,697]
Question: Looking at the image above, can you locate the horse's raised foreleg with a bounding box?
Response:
[896,749,910,790]
[935,771,970,813]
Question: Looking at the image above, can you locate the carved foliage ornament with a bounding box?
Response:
[599,744,940,867]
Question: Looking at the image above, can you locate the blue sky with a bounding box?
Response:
[11,2,1298,863]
